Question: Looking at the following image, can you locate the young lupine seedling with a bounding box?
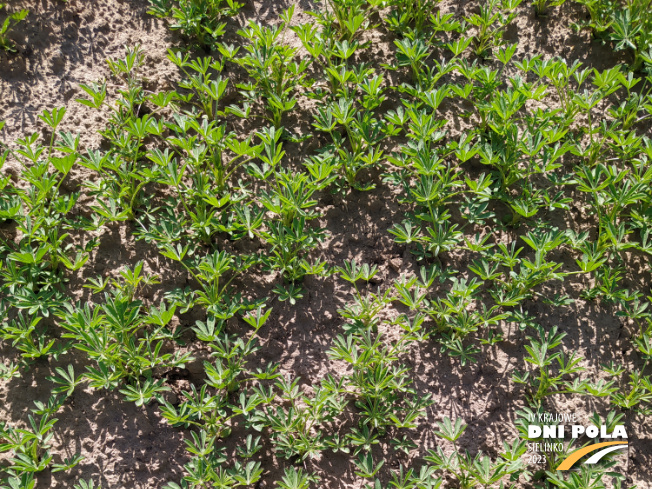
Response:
[571,0,618,38]
[162,309,276,489]
[318,0,381,42]
[460,75,574,225]
[167,51,230,121]
[547,465,631,489]
[0,315,55,361]
[0,108,99,318]
[392,36,460,92]
[608,3,652,71]
[0,361,20,380]
[572,0,652,72]
[0,414,55,474]
[0,395,83,478]
[73,480,101,489]
[328,276,432,432]
[59,263,192,403]
[426,417,526,488]
[251,374,347,460]
[233,7,312,130]
[532,0,566,16]
[0,128,20,224]
[293,19,379,100]
[275,467,320,489]
[487,227,570,303]
[78,46,161,222]
[244,128,334,302]
[512,325,593,406]
[148,103,260,246]
[603,333,652,414]
[385,0,443,34]
[314,74,401,190]
[466,0,522,58]
[0,4,28,53]
[395,271,506,364]
[337,260,392,331]
[148,0,243,49]
[130,51,263,248]
[387,152,466,259]
[521,56,586,117]
[163,306,275,441]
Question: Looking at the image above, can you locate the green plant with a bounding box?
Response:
[609,1,652,71]
[148,0,243,49]
[512,325,613,406]
[314,74,400,190]
[58,263,193,403]
[385,0,443,33]
[0,4,28,53]
[466,0,522,58]
[78,46,159,222]
[425,418,527,489]
[0,396,82,479]
[275,467,320,489]
[251,375,346,460]
[328,272,433,430]
[233,7,311,130]
[4,2,652,488]
[319,0,381,42]
[243,127,335,301]
[532,0,566,16]
[0,108,100,319]
[572,0,617,37]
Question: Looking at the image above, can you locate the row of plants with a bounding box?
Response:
[2,0,652,487]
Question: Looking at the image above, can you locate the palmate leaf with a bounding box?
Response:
[38,107,66,130]
[433,416,467,443]
[0,6,28,51]
[119,378,170,407]
[353,453,384,479]
[7,246,48,265]
[610,9,641,52]
[273,283,304,305]
[91,198,130,222]
[76,82,107,109]
[275,467,316,489]
[46,365,82,397]
[440,336,480,365]
[192,316,222,342]
[9,452,52,473]
[84,362,121,391]
[51,453,83,472]
[230,461,263,486]
[1,473,36,489]
[472,455,508,486]
[389,221,421,244]
[73,479,100,489]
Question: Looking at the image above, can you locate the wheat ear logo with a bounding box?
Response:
[556,441,628,470]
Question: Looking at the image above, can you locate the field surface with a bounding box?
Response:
[1,0,652,488]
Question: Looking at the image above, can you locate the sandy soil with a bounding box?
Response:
[1,0,650,488]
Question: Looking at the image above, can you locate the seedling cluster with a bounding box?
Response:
[1,0,652,488]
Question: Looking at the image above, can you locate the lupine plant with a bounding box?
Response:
[0,109,99,319]
[148,0,243,49]
[233,7,312,131]
[3,1,652,488]
[0,4,28,53]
